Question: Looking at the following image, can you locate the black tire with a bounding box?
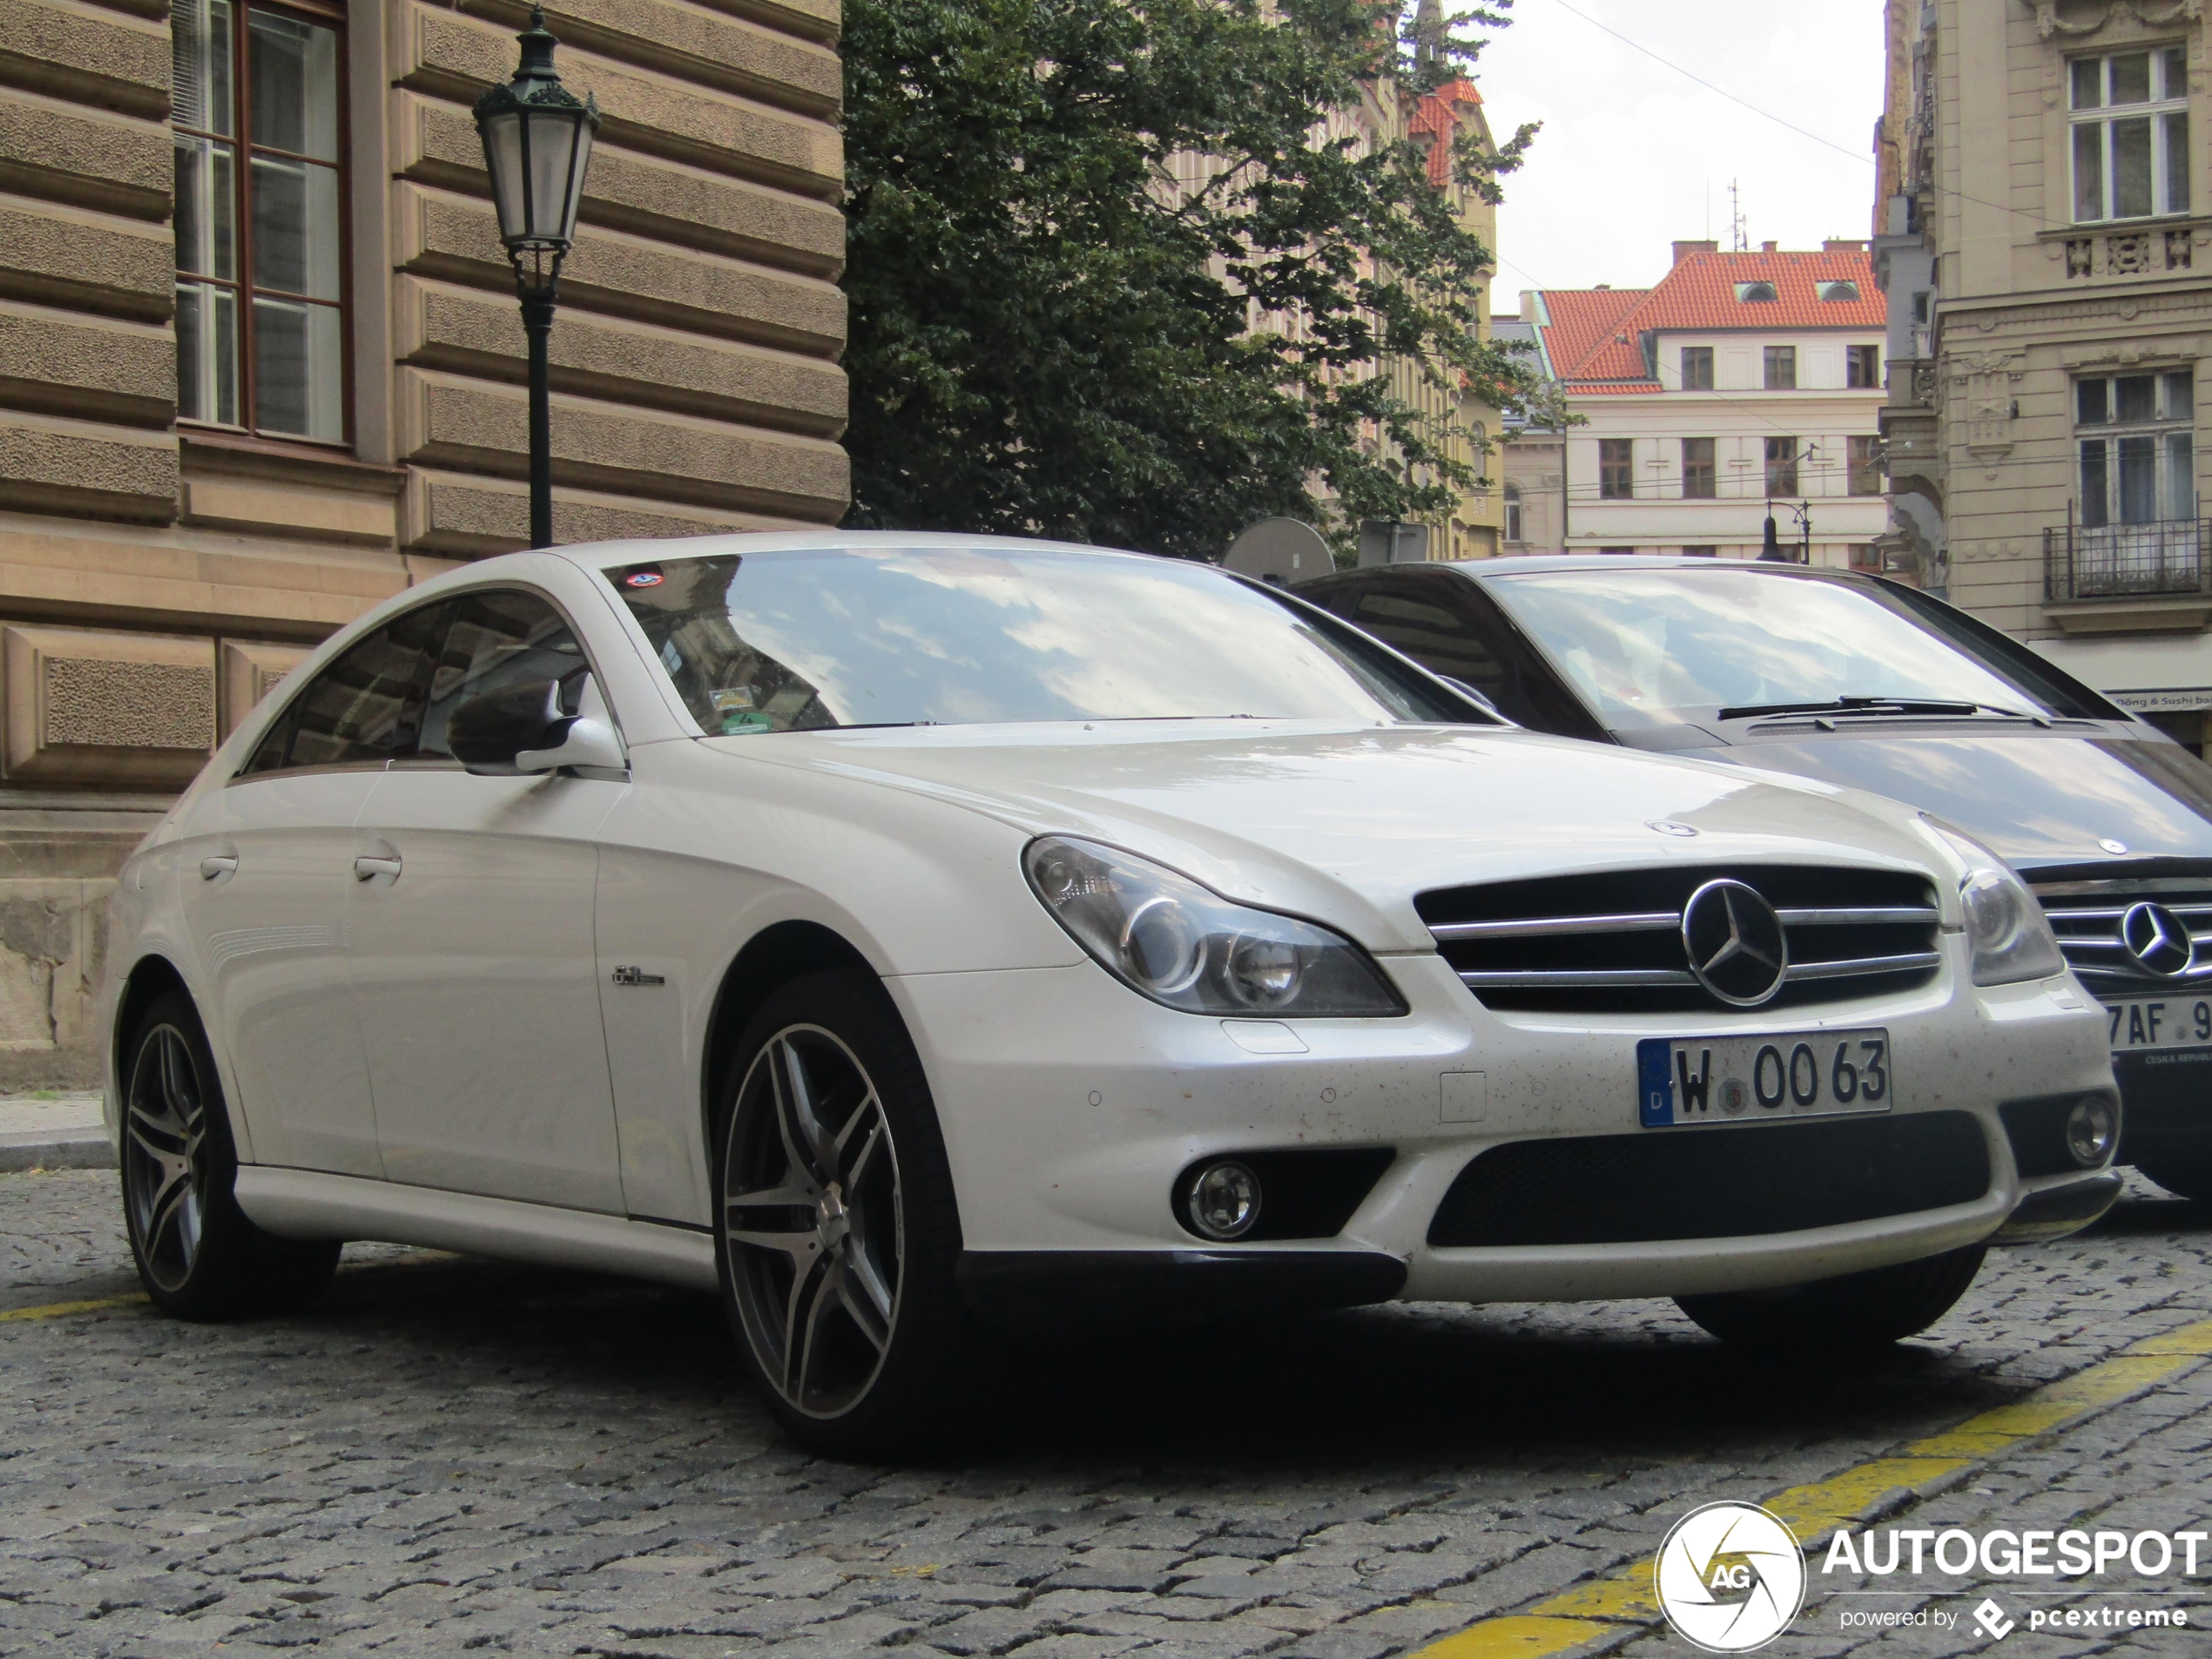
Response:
[712,968,973,1457]
[2136,1153,2212,1203]
[1673,1244,1986,1350]
[118,989,340,1319]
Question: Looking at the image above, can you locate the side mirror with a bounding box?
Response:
[449,678,626,776]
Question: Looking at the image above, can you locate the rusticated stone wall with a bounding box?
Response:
[0,0,848,1082]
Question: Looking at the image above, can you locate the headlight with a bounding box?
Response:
[1022,836,1406,1016]
[1925,820,2066,987]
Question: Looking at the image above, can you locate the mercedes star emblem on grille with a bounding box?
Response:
[1681,879,1790,1008]
[2121,900,2195,978]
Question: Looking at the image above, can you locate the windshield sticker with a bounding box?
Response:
[624,565,664,588]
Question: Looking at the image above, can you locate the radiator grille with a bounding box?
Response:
[1426,1111,1990,1248]
[2029,873,2212,994]
[1417,864,1942,1014]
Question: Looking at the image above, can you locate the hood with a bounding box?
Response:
[711,720,1952,952]
[1682,727,2212,873]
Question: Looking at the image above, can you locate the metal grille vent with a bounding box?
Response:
[1416,864,1942,1014]
[2030,875,2212,992]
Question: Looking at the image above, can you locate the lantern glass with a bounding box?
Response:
[480,107,527,245]
[559,115,594,243]
[522,105,583,243]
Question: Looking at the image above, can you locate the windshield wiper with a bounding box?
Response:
[1715,695,2046,724]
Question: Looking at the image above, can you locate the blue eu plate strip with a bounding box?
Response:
[1637,1038,1676,1127]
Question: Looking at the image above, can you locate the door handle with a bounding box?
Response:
[353,855,402,882]
[199,855,238,880]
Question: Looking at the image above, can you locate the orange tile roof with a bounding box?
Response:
[1538,248,1885,391]
[1407,78,1483,186]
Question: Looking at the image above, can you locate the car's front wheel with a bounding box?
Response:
[120,988,340,1318]
[1673,1244,1986,1350]
[713,970,971,1456]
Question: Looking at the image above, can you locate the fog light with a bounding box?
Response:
[2065,1096,2117,1168]
[1186,1160,1261,1240]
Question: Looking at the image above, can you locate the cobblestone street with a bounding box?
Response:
[3,1169,2209,1658]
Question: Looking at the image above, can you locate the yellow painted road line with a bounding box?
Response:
[0,1293,147,1323]
[1416,1315,2212,1659]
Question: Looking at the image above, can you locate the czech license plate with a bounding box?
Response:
[1638,1028,1893,1128]
[2106,995,2212,1052]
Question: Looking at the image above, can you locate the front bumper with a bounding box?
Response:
[891,951,2116,1307]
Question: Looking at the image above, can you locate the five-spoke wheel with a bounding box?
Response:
[118,988,340,1318]
[123,1022,212,1295]
[714,970,968,1453]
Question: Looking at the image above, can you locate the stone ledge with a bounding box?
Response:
[0,408,175,523]
[0,298,170,427]
[0,0,168,120]
[0,86,166,219]
[0,192,170,322]
[0,1126,110,1170]
[2043,597,2212,635]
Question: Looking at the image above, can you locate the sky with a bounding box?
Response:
[1469,0,1891,302]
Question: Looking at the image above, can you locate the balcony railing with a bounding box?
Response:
[2045,518,2212,601]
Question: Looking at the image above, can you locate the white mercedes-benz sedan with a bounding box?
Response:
[102,533,2120,1452]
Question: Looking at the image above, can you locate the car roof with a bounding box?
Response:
[552,529,1166,572]
[1413,555,1851,581]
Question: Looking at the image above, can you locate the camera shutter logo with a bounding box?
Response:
[1654,1501,1807,1652]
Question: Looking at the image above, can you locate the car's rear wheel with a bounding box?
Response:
[713,970,970,1456]
[2136,1151,2212,1203]
[120,989,340,1318]
[1673,1244,1986,1350]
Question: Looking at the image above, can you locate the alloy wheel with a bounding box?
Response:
[124,1024,211,1294]
[722,1023,903,1419]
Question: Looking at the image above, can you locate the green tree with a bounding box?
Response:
[840,0,1538,559]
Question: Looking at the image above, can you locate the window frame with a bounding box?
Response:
[2067,45,2191,225]
[1598,438,1635,501]
[1503,483,1523,544]
[1680,347,1714,391]
[1764,346,1797,391]
[1764,435,1800,497]
[1681,437,1716,500]
[1846,345,1882,390]
[173,0,354,449]
[231,584,617,783]
[1848,435,1885,496]
[2074,369,2196,529]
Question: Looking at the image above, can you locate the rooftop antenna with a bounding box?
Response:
[1729,180,1749,253]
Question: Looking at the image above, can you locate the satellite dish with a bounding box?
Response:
[1224,517,1331,586]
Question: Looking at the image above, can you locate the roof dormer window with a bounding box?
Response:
[1735,281,1778,304]
[1817,280,1861,302]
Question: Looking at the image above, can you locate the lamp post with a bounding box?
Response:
[473,6,599,550]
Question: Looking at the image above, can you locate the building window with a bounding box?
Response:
[1682,437,1716,499]
[1765,435,1800,496]
[1680,347,1714,390]
[1599,438,1635,500]
[1847,345,1882,388]
[1735,282,1778,304]
[1600,546,1635,556]
[1503,484,1523,544]
[1849,544,1883,573]
[1817,280,1861,302]
[1848,435,1885,496]
[2077,370,2195,527]
[1764,347,1797,390]
[2070,47,2189,223]
[1683,545,1718,557]
[173,0,349,443]
[1912,292,1931,326]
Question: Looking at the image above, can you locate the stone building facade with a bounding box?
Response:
[1873,0,2212,745]
[0,0,848,1081]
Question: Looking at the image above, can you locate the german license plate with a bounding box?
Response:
[1638,1028,1892,1128]
[2106,996,2212,1051]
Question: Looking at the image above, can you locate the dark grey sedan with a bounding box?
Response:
[1298,554,2212,1202]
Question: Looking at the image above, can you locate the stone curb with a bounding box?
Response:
[0,1128,115,1173]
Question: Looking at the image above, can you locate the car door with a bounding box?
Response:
[176,603,448,1177]
[347,586,627,1213]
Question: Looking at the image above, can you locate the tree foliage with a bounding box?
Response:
[840,0,1539,558]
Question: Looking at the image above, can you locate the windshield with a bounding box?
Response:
[603,546,1465,733]
[1488,568,2062,724]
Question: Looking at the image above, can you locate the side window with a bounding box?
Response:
[1352,586,1509,705]
[417,589,591,760]
[246,602,448,774]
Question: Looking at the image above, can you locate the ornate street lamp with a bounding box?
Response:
[474,6,599,550]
